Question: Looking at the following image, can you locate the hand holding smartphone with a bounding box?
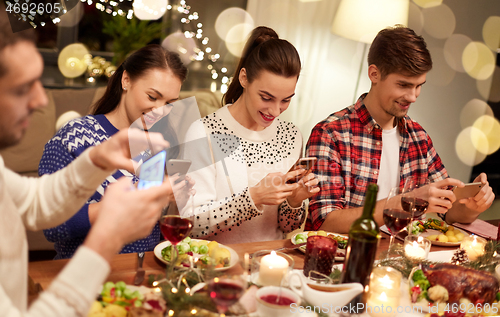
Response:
[137,150,167,190]
[166,159,192,184]
[286,157,317,184]
[453,182,483,200]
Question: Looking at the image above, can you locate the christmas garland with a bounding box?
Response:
[147,269,328,317]
[375,240,500,279]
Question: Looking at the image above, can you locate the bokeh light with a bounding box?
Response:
[426,47,455,86]
[482,16,500,51]
[472,115,500,155]
[58,43,89,78]
[225,23,254,57]
[422,4,455,39]
[408,2,424,35]
[443,34,472,73]
[215,8,254,42]
[412,0,443,9]
[133,0,168,20]
[459,99,493,129]
[162,32,197,65]
[476,66,500,102]
[462,41,496,80]
[455,127,487,166]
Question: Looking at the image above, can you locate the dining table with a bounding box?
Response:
[28,219,499,316]
[28,231,455,291]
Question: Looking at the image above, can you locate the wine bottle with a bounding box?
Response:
[341,183,380,313]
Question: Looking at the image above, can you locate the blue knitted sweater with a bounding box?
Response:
[38,114,160,259]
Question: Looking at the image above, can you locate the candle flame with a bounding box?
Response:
[412,241,419,248]
[270,251,277,257]
[379,291,388,301]
[379,275,393,285]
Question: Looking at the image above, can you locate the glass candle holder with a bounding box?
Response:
[251,250,294,286]
[403,235,431,261]
[368,266,402,297]
[460,235,487,261]
[366,290,400,317]
[303,235,338,279]
[366,266,402,317]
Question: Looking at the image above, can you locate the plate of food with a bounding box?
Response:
[153,237,239,271]
[291,231,348,261]
[409,264,500,315]
[88,281,166,317]
[410,218,469,247]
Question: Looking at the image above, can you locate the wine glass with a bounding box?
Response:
[402,179,430,235]
[208,275,247,316]
[159,202,193,279]
[383,187,413,253]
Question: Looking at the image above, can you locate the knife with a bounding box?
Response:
[133,252,145,285]
[249,243,306,259]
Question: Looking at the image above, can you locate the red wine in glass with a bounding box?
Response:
[208,278,245,313]
[401,197,429,219]
[383,208,412,234]
[160,215,193,244]
[160,215,193,279]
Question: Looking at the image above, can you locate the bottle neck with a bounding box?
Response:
[361,186,378,219]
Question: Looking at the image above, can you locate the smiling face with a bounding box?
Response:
[233,69,297,131]
[110,68,182,130]
[366,65,427,129]
[0,41,47,149]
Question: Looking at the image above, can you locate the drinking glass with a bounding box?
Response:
[383,187,412,252]
[159,201,193,279]
[208,275,247,316]
[303,236,337,279]
[402,178,430,220]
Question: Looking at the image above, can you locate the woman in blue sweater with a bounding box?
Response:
[39,45,190,259]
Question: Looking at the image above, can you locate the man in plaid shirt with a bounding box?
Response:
[305,26,495,233]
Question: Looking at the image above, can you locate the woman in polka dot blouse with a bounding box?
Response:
[38,45,193,259]
[182,26,320,244]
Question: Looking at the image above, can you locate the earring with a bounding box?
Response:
[123,87,127,91]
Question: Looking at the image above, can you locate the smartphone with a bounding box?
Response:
[166,159,192,184]
[453,182,483,200]
[286,157,317,184]
[137,150,167,190]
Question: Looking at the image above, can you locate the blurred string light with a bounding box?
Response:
[7,0,242,91]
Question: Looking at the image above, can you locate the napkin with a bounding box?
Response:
[452,218,498,240]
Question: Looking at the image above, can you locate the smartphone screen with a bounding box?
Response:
[137,150,167,190]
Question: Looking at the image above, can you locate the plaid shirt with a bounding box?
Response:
[305,94,448,230]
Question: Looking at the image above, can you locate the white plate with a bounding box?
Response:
[290,232,347,261]
[419,227,468,247]
[153,240,239,271]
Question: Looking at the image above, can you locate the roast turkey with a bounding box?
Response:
[422,263,499,304]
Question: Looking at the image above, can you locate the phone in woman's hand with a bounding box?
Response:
[286,157,317,184]
[166,159,192,184]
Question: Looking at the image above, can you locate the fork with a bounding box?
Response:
[133,252,145,285]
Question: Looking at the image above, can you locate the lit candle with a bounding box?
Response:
[259,251,289,286]
[369,267,401,297]
[460,235,486,261]
[404,235,430,261]
[404,241,426,260]
[366,291,399,317]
